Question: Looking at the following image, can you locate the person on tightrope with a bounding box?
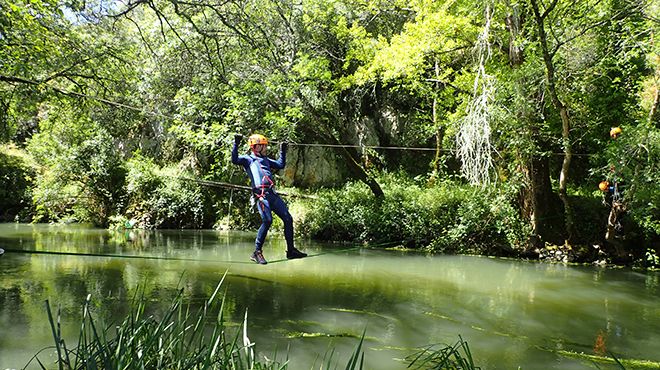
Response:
[232,133,307,264]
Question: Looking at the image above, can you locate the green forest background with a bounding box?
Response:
[1,0,659,266]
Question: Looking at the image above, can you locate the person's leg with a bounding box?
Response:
[269,193,294,250]
[252,197,272,264]
[269,193,306,259]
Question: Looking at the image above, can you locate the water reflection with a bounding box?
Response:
[1,224,659,369]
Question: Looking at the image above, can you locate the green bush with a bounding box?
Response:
[567,191,609,246]
[122,155,213,229]
[29,129,126,226]
[0,145,35,221]
[295,174,531,255]
[31,170,81,224]
[624,127,660,242]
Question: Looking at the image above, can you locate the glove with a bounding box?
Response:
[234,134,243,144]
[280,141,288,151]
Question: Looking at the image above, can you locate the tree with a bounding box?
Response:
[496,0,562,245]
[353,1,476,177]
[528,0,581,243]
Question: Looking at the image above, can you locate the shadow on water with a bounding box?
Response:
[1,223,660,369]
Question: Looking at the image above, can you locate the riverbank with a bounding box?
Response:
[285,176,658,268]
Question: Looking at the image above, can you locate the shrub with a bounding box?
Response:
[294,174,531,255]
[0,145,35,221]
[122,155,213,229]
[27,113,127,226]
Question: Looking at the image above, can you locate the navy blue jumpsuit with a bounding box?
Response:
[231,141,295,252]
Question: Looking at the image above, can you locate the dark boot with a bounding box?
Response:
[286,248,307,259]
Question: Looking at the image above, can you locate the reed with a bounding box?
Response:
[26,275,289,370]
[25,278,477,370]
[406,336,480,370]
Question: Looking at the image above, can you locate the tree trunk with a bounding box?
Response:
[531,0,575,243]
[505,3,524,66]
[557,106,574,242]
[650,83,660,127]
[339,144,384,197]
[432,58,445,174]
[506,1,559,246]
[313,128,385,198]
[297,91,384,198]
[519,155,563,243]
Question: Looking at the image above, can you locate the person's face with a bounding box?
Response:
[253,144,268,155]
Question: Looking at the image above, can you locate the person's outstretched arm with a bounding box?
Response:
[270,141,287,169]
[231,134,246,165]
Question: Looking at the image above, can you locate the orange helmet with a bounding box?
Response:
[598,181,609,192]
[247,134,268,147]
[610,127,622,138]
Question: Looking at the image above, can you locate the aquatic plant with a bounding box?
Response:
[25,275,289,369]
[406,336,480,370]
[24,277,479,370]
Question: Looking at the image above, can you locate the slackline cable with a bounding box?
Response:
[0,247,356,264]
[0,240,404,264]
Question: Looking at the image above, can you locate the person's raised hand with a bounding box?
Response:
[280,141,288,151]
[234,134,243,144]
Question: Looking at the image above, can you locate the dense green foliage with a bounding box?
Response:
[0,145,34,221]
[122,155,212,228]
[296,175,531,255]
[1,0,659,264]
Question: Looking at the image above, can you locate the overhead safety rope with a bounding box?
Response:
[2,74,598,157]
[175,177,318,199]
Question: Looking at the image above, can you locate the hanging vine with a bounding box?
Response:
[456,3,495,186]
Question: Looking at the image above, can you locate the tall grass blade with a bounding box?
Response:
[55,304,72,366]
[35,356,47,370]
[208,271,228,306]
[345,328,366,370]
[244,309,255,368]
[406,337,480,370]
[609,351,626,369]
[320,346,336,370]
[45,300,64,370]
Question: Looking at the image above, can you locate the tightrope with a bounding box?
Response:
[0,240,405,264]
[0,245,364,265]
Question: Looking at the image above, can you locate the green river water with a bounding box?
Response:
[0,223,659,369]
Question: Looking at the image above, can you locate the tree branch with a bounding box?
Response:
[0,75,40,85]
[541,0,560,19]
[109,0,150,18]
